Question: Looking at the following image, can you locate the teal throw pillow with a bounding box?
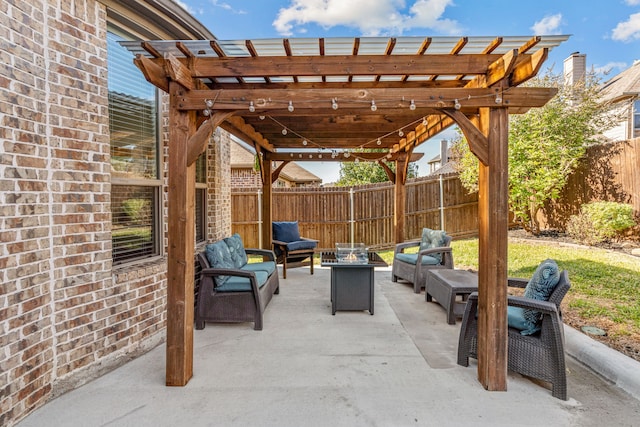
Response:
[508,259,561,335]
[224,233,248,268]
[419,228,447,262]
[205,240,234,286]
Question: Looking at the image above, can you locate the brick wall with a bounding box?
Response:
[0,2,232,425]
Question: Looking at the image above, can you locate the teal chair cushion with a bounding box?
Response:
[508,259,561,335]
[395,252,440,266]
[224,233,248,268]
[419,228,447,262]
[242,261,276,276]
[205,240,234,286]
[216,270,269,292]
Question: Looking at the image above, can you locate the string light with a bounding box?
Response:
[398,129,404,137]
[422,117,428,127]
[370,100,377,111]
[249,101,256,112]
[332,98,339,110]
[302,139,308,146]
[454,99,461,110]
[409,99,416,110]
[495,93,502,104]
[287,101,294,112]
[205,99,214,108]
[259,115,265,120]
[376,138,382,145]
[282,128,288,135]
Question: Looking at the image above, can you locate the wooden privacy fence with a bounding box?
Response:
[541,138,640,230]
[232,173,478,250]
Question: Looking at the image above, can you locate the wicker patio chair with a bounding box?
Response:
[391,228,454,293]
[457,270,571,400]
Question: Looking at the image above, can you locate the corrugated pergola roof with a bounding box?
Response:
[122,35,568,163]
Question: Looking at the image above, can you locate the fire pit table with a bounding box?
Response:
[320,250,387,315]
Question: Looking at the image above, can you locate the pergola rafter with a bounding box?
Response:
[123,34,569,392]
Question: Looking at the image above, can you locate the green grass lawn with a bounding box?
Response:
[375,238,640,360]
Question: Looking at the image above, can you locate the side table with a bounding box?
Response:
[426,269,478,324]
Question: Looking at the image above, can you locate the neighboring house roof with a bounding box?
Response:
[230,140,322,184]
[600,60,640,103]
[279,162,322,184]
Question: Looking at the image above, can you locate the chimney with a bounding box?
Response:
[440,139,448,168]
[564,52,586,86]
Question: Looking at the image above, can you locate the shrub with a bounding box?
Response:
[122,198,151,224]
[566,201,636,244]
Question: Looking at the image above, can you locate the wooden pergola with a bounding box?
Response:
[123,35,569,390]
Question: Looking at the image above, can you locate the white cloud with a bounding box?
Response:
[625,0,640,5]
[593,61,627,75]
[174,0,194,14]
[531,13,563,35]
[272,0,461,37]
[612,13,640,41]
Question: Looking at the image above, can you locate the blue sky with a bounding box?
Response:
[176,0,640,182]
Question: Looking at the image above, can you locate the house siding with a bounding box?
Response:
[0,2,229,425]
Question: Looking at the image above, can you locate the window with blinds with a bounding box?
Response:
[195,154,206,242]
[108,29,161,263]
[634,100,640,138]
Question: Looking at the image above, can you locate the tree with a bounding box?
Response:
[452,70,620,235]
[336,158,418,186]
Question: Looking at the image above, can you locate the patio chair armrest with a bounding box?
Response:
[201,268,261,294]
[507,277,528,289]
[507,295,559,315]
[417,246,452,257]
[272,239,288,246]
[394,240,420,254]
[245,248,276,262]
[300,237,319,244]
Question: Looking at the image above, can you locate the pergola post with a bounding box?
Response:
[166,82,195,386]
[261,153,273,250]
[476,107,509,391]
[394,154,408,243]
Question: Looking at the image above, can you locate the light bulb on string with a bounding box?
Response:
[282,128,288,135]
[376,138,382,145]
[454,99,461,110]
[370,100,377,111]
[332,98,339,110]
[202,109,210,117]
[249,101,255,112]
[259,115,265,120]
[409,99,416,110]
[302,139,308,146]
[398,129,404,137]
[495,93,502,104]
[287,101,294,112]
[205,99,214,108]
[422,117,428,127]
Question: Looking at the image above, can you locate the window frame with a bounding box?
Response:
[108,26,164,265]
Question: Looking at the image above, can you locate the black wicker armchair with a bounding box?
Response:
[391,231,454,293]
[457,270,571,399]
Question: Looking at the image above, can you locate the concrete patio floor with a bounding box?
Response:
[19,266,640,426]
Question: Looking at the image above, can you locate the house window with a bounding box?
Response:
[633,100,640,138]
[108,29,162,264]
[195,153,206,242]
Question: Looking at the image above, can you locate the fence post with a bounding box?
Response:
[257,188,262,248]
[350,187,355,244]
[439,174,445,230]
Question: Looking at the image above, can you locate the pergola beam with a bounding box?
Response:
[173,87,557,111]
[178,54,510,78]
